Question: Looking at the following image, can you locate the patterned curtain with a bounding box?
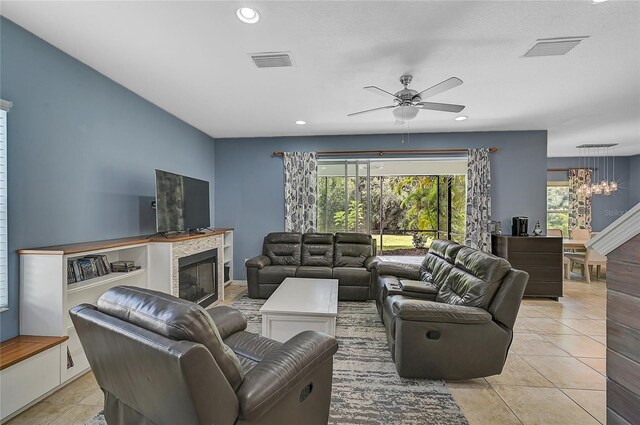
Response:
[568,168,592,231]
[283,152,318,232]
[465,148,492,251]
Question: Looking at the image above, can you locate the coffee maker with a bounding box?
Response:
[512,216,529,236]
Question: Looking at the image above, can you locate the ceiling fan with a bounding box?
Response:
[348,75,465,124]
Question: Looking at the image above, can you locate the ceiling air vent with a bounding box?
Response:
[523,36,589,57]
[250,52,294,68]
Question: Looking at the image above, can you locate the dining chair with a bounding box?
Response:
[548,229,563,237]
[563,256,572,280]
[565,235,607,283]
[569,228,590,240]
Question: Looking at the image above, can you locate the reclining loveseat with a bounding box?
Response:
[246,232,376,301]
[373,239,528,380]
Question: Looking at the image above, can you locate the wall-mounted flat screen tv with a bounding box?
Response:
[155,169,210,233]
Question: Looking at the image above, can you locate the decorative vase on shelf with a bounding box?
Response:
[532,221,543,236]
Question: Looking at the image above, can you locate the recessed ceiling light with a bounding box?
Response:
[454,116,468,121]
[592,0,608,3]
[295,120,306,125]
[236,7,259,24]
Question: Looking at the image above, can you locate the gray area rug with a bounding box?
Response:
[87,296,467,424]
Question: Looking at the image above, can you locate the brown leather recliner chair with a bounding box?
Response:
[70,286,338,425]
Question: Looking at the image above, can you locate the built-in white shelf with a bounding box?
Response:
[66,268,146,294]
[223,230,234,285]
[20,241,150,385]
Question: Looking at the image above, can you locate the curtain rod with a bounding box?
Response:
[547,167,596,172]
[272,148,498,157]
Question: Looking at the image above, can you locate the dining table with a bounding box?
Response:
[563,238,589,250]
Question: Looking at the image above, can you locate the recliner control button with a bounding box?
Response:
[426,331,441,340]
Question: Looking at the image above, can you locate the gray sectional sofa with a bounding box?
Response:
[245,232,376,301]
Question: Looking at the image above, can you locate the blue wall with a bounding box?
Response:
[629,154,640,208]
[215,131,548,274]
[547,156,632,231]
[0,18,216,341]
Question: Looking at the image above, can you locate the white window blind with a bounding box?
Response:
[0,110,7,309]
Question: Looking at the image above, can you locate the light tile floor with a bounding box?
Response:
[447,276,607,425]
[7,277,607,425]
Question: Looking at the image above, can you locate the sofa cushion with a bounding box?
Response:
[97,286,245,391]
[296,265,333,279]
[420,254,455,289]
[332,267,371,287]
[257,265,297,284]
[301,233,334,266]
[263,232,302,266]
[334,233,373,267]
[391,298,493,324]
[427,239,455,258]
[399,279,439,296]
[436,247,512,309]
[376,261,421,280]
[445,243,464,263]
[419,240,461,287]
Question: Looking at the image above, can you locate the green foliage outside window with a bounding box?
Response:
[317,169,466,252]
[547,185,570,236]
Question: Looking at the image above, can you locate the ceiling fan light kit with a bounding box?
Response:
[348,74,465,122]
[393,105,419,123]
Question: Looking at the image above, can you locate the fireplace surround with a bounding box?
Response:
[168,233,225,306]
[178,248,218,307]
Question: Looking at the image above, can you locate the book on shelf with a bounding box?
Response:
[110,260,141,273]
[67,254,111,284]
[67,262,76,284]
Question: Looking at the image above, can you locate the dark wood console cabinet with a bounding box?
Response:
[491,235,563,299]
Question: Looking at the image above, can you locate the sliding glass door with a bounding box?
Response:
[317,161,371,233]
[317,158,467,255]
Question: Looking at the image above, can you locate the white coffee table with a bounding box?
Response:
[259,278,338,343]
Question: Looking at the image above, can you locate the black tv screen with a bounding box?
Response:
[155,170,210,233]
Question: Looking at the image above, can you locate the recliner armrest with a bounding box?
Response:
[364,256,378,271]
[207,306,247,340]
[245,255,271,269]
[236,331,338,421]
[375,261,422,280]
[392,299,492,324]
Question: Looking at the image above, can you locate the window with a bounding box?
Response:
[0,109,6,310]
[547,182,570,237]
[317,158,467,254]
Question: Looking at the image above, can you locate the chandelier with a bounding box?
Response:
[576,143,618,196]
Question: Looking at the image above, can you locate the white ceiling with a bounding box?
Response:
[2,1,639,156]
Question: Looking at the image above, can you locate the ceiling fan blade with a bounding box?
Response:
[364,86,400,100]
[415,102,465,113]
[347,105,396,117]
[413,77,463,101]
